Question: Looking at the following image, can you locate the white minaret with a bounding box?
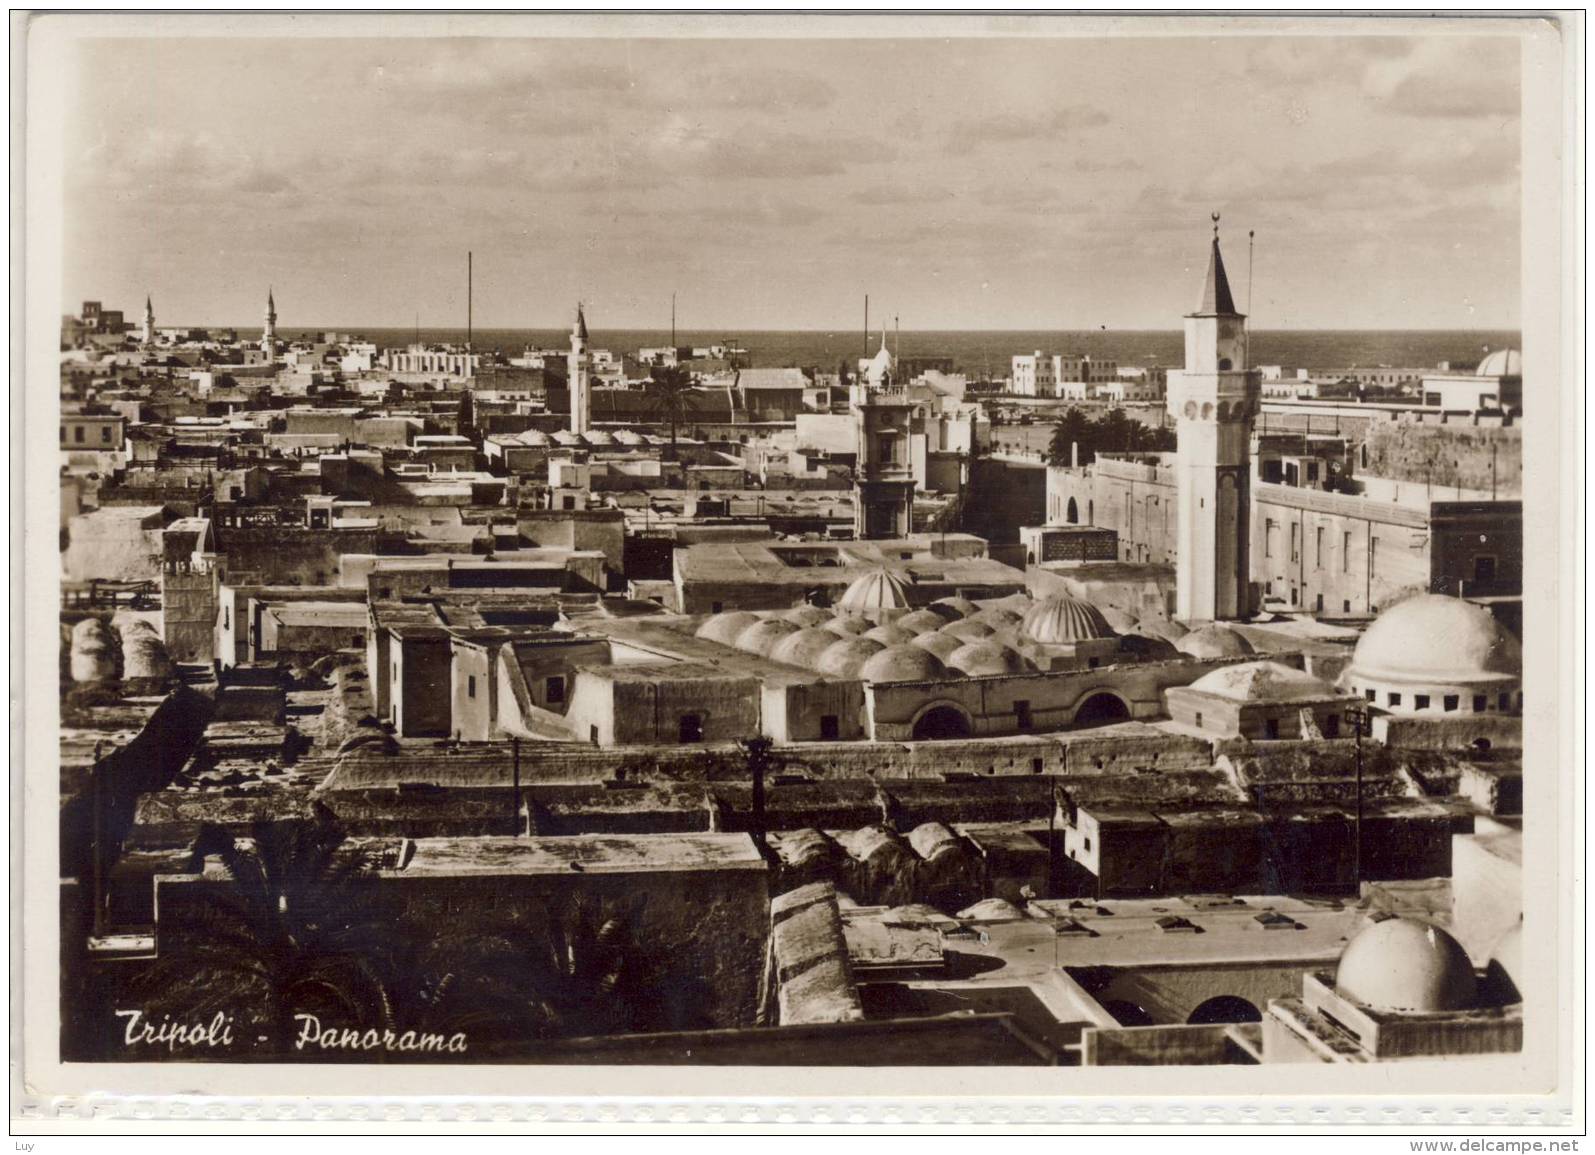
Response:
[568,303,591,435]
[141,295,155,345]
[261,287,277,359]
[1166,214,1261,621]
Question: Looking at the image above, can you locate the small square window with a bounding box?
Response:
[1414,694,1430,710]
[467,675,476,699]
[711,602,723,614]
[1365,689,1376,702]
[1443,695,1459,712]
[1498,693,1510,711]
[1388,692,1401,707]
[1473,695,1487,712]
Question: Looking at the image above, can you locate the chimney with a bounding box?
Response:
[1071,441,1079,469]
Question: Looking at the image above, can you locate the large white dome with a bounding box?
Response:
[1476,348,1522,377]
[1350,595,1520,685]
[1335,917,1478,1014]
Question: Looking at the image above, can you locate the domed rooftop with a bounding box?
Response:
[897,609,949,636]
[946,641,1030,677]
[734,617,801,656]
[1334,917,1478,1014]
[863,623,918,647]
[858,644,948,684]
[770,627,844,669]
[970,606,1022,629]
[1135,617,1190,643]
[1021,595,1115,645]
[1482,922,1523,1006]
[1186,660,1336,702]
[1175,624,1255,659]
[1350,595,1520,685]
[1476,348,1522,377]
[824,614,872,637]
[940,617,995,641]
[911,631,967,663]
[71,618,112,646]
[957,898,1027,922]
[781,604,833,627]
[929,596,979,620]
[815,636,886,678]
[122,634,174,680]
[1099,606,1140,633]
[695,611,761,646]
[837,568,911,613]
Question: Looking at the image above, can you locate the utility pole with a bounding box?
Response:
[510,735,522,837]
[1349,705,1368,897]
[467,251,473,350]
[671,292,676,349]
[863,295,869,364]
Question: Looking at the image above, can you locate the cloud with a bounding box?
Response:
[943,105,1110,154]
[1385,72,1519,119]
[849,184,956,207]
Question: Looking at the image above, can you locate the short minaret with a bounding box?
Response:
[1166,215,1261,621]
[568,303,591,436]
[141,295,155,345]
[261,287,277,359]
[851,345,914,540]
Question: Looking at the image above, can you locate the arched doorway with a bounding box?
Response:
[1073,692,1130,729]
[1186,996,1262,1025]
[1066,497,1079,524]
[1102,999,1155,1027]
[912,705,972,741]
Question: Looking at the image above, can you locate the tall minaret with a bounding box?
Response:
[568,303,591,435]
[261,287,277,359]
[1166,214,1261,621]
[141,295,155,345]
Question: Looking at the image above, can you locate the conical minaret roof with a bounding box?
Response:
[1197,224,1238,316]
[574,303,589,341]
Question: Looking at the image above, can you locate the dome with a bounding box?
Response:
[1334,917,1478,1014]
[906,822,962,860]
[815,636,886,678]
[837,568,911,614]
[1482,923,1523,1005]
[584,430,616,446]
[781,605,833,627]
[957,898,1027,922]
[70,647,116,683]
[858,644,948,684]
[1099,607,1140,633]
[121,634,174,680]
[1476,348,1522,377]
[1135,617,1189,643]
[1186,660,1336,702]
[734,617,802,656]
[940,618,995,641]
[946,641,1030,677]
[1176,624,1255,659]
[824,614,873,637]
[897,609,949,635]
[71,618,112,647]
[969,606,1022,629]
[1350,595,1520,685]
[1021,596,1115,645]
[695,611,762,646]
[774,828,839,869]
[770,627,844,669]
[929,596,978,620]
[863,623,918,647]
[551,429,582,445]
[522,430,552,446]
[911,631,967,664]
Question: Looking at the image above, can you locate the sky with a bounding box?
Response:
[61,31,1522,331]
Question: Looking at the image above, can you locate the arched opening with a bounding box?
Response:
[912,705,972,741]
[1218,357,1233,371]
[1073,692,1131,729]
[1102,999,1155,1027]
[1066,497,1079,524]
[1087,499,1094,526]
[1186,996,1262,1025]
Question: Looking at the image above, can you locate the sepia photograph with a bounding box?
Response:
[12,8,1582,1128]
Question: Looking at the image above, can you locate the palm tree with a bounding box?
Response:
[644,364,698,461]
[1047,407,1096,466]
[132,809,396,1057]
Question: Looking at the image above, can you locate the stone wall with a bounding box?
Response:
[1363,421,1521,496]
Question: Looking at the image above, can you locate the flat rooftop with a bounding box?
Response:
[383,832,768,877]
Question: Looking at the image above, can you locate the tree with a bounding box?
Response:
[1047,407,1096,466]
[644,365,698,461]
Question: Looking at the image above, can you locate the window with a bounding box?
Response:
[711,602,723,614]
[223,606,231,628]
[1414,694,1430,710]
[1014,700,1033,730]
[1474,556,1497,584]
[74,426,84,443]
[467,675,477,699]
[546,675,565,704]
[590,725,599,745]
[1473,695,1487,713]
[1194,711,1204,728]
[1365,689,1376,702]
[1031,758,1044,774]
[1265,519,1276,558]
[1307,462,1319,482]
[100,426,112,443]
[1323,714,1340,738]
[1498,693,1510,711]
[1342,533,1351,573]
[562,495,576,510]
[1265,717,1280,740]
[58,426,65,443]
[1084,837,1093,852]
[678,713,704,743]
[1369,536,1379,576]
[1316,527,1324,569]
[1290,523,1299,562]
[1388,692,1401,707]
[820,715,839,740]
[1443,695,1459,712]
[1088,657,1101,669]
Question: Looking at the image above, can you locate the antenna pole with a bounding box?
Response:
[895,314,900,361]
[1248,230,1255,316]
[671,292,676,348]
[467,251,473,350]
[863,295,869,362]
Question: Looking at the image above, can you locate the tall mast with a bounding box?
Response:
[863,295,869,364]
[467,251,473,350]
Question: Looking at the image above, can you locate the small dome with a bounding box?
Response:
[1185,660,1335,702]
[770,627,843,669]
[584,429,616,446]
[71,618,113,647]
[929,596,978,620]
[906,822,963,861]
[1176,624,1255,659]
[695,611,762,645]
[1476,348,1522,377]
[824,614,873,637]
[1350,595,1520,685]
[815,636,885,678]
[970,606,1022,629]
[858,644,948,684]
[70,648,116,683]
[1021,596,1115,644]
[1134,618,1189,643]
[121,634,174,680]
[1334,917,1478,1014]
[910,632,967,663]
[781,605,833,627]
[774,828,839,869]
[1099,607,1140,633]
[863,623,918,647]
[522,430,552,446]
[734,617,801,656]
[551,429,582,446]
[941,618,995,641]
[1482,923,1523,1006]
[897,609,949,635]
[957,898,1027,922]
[837,568,912,614]
[946,641,1030,677]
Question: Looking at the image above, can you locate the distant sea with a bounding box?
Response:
[268,327,1522,377]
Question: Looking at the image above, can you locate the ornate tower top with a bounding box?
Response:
[1196,214,1239,316]
[574,303,589,343]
